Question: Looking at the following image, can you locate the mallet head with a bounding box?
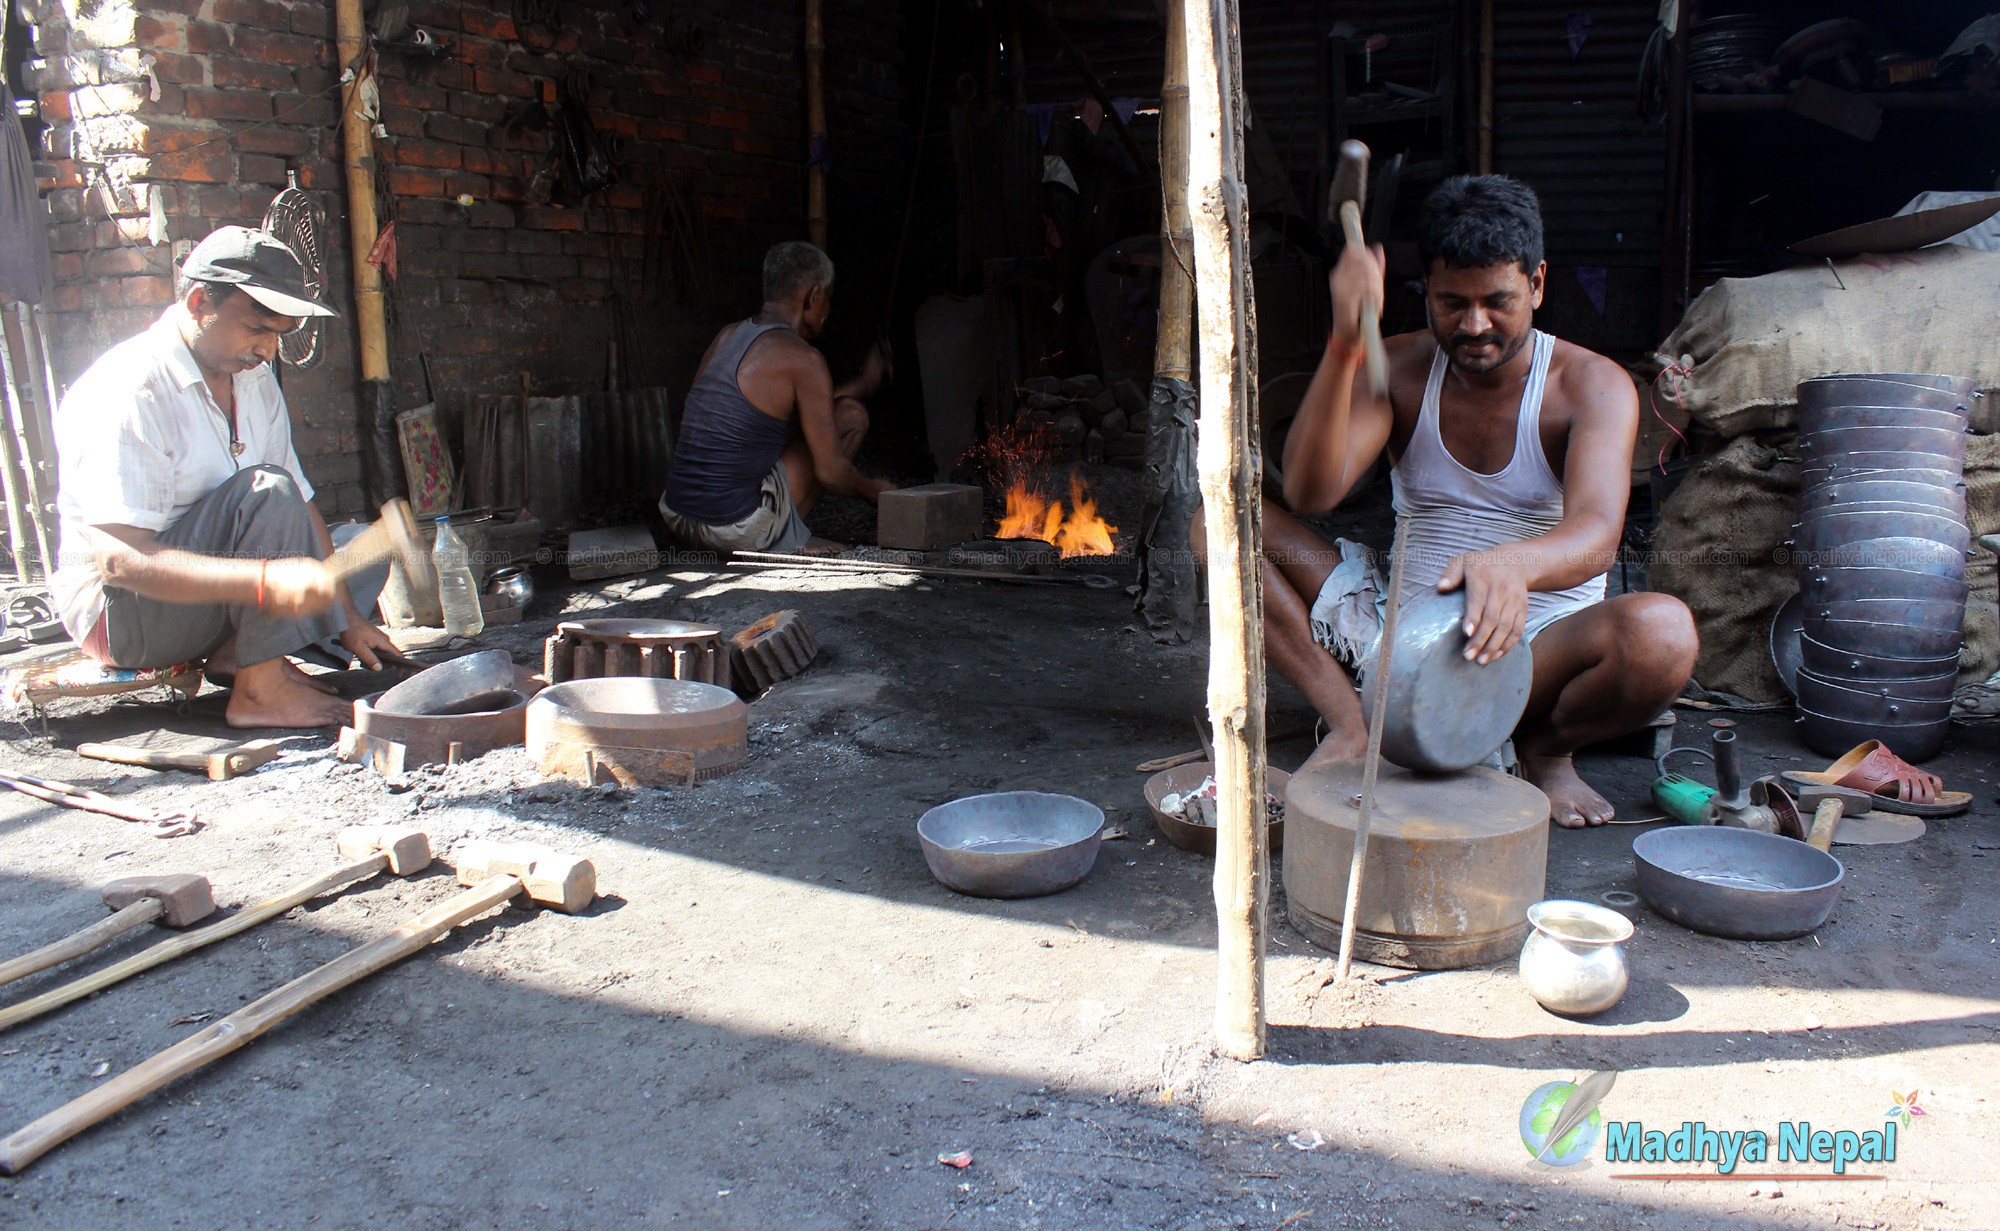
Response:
[453,840,596,914]
[1794,782,1874,818]
[335,826,433,875]
[99,874,214,927]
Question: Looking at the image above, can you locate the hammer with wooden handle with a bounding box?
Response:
[328,497,426,583]
[1328,138,1390,397]
[1796,782,1875,852]
[0,827,430,1032]
[0,875,214,989]
[0,841,595,1174]
[76,739,280,781]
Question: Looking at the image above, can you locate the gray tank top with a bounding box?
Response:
[1389,330,1607,622]
[661,319,798,524]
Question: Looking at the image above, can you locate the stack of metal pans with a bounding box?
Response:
[1786,373,1974,762]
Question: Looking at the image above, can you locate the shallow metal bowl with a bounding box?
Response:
[1807,595,1967,633]
[917,791,1103,899]
[1633,827,1843,941]
[1798,403,1970,434]
[1795,510,1969,557]
[1799,632,1961,682]
[1801,564,1968,607]
[1808,618,1964,660]
[1800,458,1965,490]
[1795,535,1967,578]
[1798,373,1975,413]
[1798,709,1949,763]
[1770,592,1805,695]
[1360,590,1533,772]
[1795,669,1956,728]
[1798,425,1969,463]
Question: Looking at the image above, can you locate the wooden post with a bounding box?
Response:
[1477,0,1494,174]
[1183,0,1269,1062]
[334,0,387,388]
[1157,9,1193,388]
[805,0,828,248]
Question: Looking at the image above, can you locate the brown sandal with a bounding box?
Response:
[1781,740,1971,818]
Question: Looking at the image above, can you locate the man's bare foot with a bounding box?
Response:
[224,660,354,729]
[204,641,239,688]
[1520,752,1615,828]
[1299,725,1370,773]
[280,656,340,696]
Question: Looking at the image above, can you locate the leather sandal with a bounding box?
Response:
[1781,740,1971,818]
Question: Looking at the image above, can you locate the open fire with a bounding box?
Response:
[965,421,1120,559]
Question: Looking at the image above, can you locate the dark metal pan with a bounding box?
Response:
[1802,565,1968,606]
[1798,708,1950,763]
[1795,510,1968,556]
[1800,481,1967,520]
[1808,618,1964,660]
[1799,426,1968,464]
[1799,634,1961,683]
[1798,373,1975,407]
[1633,827,1843,941]
[1801,463,1965,492]
[1798,404,1969,434]
[1770,591,1805,696]
[1791,535,1968,578]
[1797,663,1957,707]
[1806,595,1967,633]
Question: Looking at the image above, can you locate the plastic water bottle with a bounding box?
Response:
[432,517,485,637]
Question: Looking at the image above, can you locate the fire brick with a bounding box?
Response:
[876,484,984,552]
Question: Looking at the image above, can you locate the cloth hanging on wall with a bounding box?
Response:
[0,82,53,305]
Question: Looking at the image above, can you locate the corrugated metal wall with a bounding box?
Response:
[1492,0,1664,268]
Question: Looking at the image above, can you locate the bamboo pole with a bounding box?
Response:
[335,0,388,387]
[1183,0,1269,1062]
[1157,16,1193,387]
[805,0,828,248]
[1477,0,1494,174]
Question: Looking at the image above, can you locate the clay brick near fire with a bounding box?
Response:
[875,484,984,552]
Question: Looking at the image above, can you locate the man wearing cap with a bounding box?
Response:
[50,225,400,728]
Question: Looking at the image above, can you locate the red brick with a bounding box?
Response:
[474,67,535,97]
[39,93,71,125]
[380,78,448,110]
[184,87,274,121]
[703,199,748,220]
[446,171,491,198]
[380,105,426,137]
[519,205,584,231]
[212,57,295,92]
[234,28,324,67]
[234,126,314,157]
[460,7,517,40]
[119,276,174,307]
[213,0,291,30]
[704,109,751,132]
[291,3,334,36]
[685,62,723,85]
[406,0,461,31]
[134,14,185,48]
[388,168,448,197]
[294,159,342,189]
[86,246,168,277]
[196,186,243,217]
[238,154,289,185]
[144,0,207,15]
[150,52,207,85]
[52,285,88,312]
[447,91,508,123]
[637,121,686,143]
[393,139,462,169]
[453,37,512,68]
[186,20,232,53]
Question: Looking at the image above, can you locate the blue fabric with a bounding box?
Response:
[661,320,798,524]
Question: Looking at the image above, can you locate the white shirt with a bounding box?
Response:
[51,312,315,637]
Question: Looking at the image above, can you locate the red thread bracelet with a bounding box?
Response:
[1326,335,1360,366]
[256,560,268,609]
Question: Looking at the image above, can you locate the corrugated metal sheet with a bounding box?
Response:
[1492,0,1664,268]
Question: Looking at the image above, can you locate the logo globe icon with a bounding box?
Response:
[1519,1080,1603,1166]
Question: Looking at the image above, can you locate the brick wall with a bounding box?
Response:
[22,0,905,518]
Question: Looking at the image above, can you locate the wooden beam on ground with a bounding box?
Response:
[1182,0,1269,1062]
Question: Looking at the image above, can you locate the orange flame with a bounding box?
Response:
[998,473,1117,558]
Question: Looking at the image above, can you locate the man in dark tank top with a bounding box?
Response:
[1195,176,1698,829]
[660,241,895,553]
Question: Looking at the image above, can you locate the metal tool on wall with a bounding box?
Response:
[261,171,328,369]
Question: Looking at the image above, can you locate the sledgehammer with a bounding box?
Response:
[0,841,595,1175]
[0,875,215,989]
[1329,138,1390,397]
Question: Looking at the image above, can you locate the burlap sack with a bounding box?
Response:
[1650,432,2000,701]
[1653,245,2000,438]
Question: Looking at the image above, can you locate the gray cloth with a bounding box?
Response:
[0,81,51,305]
[100,466,348,669]
[659,459,812,554]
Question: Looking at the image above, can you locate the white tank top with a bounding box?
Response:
[1389,330,1607,622]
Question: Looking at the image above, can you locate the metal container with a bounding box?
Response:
[1283,762,1550,970]
[485,565,534,612]
[1798,374,1975,415]
[1796,510,1968,557]
[1517,900,1633,1016]
[1633,827,1843,940]
[1807,596,1967,633]
[527,677,748,786]
[1799,632,1961,682]
[374,650,518,717]
[1798,425,1969,465]
[1143,762,1290,855]
[1769,592,1805,695]
[352,665,542,767]
[1797,403,1969,434]
[1800,482,1968,521]
[1809,618,1965,660]
[916,791,1103,898]
[1800,535,1968,577]
[1798,709,1949,762]
[1800,459,1966,490]
[1796,670,1956,726]
[1358,590,1534,772]
[1801,564,1968,606]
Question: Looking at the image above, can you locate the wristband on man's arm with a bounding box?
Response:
[1325,334,1360,366]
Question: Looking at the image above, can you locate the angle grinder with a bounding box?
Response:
[1651,728,1801,837]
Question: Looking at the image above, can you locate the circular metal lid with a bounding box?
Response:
[1360,590,1534,772]
[530,677,745,736]
[557,618,722,643]
[1285,761,1550,841]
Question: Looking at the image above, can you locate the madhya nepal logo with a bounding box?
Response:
[1520,1073,1914,1177]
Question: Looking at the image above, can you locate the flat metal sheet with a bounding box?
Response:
[1789,195,2000,259]
[1832,809,1926,846]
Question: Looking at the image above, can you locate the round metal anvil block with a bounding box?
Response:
[527,677,749,787]
[543,619,729,688]
[1282,761,1550,969]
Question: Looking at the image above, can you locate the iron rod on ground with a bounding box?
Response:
[1335,518,1412,983]
[1183,0,1269,1061]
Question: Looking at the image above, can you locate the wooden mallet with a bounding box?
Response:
[0,840,596,1174]
[1329,138,1390,397]
[0,875,215,990]
[328,497,425,583]
[0,827,430,1032]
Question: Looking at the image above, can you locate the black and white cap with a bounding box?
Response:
[180,225,338,318]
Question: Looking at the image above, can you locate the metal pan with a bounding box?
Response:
[1633,827,1843,941]
[1805,596,1967,633]
[1798,708,1949,763]
[1801,565,1969,606]
[1791,536,1967,578]
[1798,404,1970,434]
[1799,426,1968,464]
[1808,618,1965,660]
[1799,373,1975,407]
[1795,511,1968,556]
[1800,481,1967,519]
[1795,669,1957,726]
[917,791,1103,899]
[1770,592,1805,696]
[1800,456,1965,486]
[1359,589,1534,772]
[1799,632,1962,681]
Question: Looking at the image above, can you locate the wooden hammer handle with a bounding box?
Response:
[0,875,524,1174]
[1806,799,1842,852]
[0,853,390,1032]
[1337,200,1390,398]
[0,900,161,989]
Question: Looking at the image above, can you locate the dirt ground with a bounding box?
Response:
[2,484,1997,1230]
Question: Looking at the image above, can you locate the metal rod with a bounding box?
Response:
[1335,517,1412,983]
[726,552,1094,587]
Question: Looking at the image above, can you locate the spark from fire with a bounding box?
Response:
[972,421,1118,558]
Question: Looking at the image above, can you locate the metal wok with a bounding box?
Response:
[1633,827,1843,941]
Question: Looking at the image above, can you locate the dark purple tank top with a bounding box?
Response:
[661,320,797,523]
